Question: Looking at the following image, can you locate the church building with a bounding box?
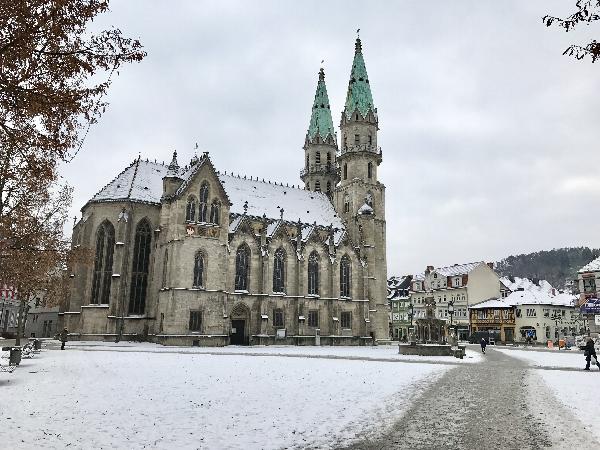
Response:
[61,37,389,346]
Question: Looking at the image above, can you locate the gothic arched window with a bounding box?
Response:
[210,200,220,224]
[306,154,309,168]
[273,248,285,293]
[343,163,348,180]
[316,152,321,164]
[308,251,319,295]
[366,191,373,207]
[344,195,350,213]
[327,152,331,164]
[129,219,152,315]
[326,181,332,197]
[340,255,351,298]
[199,183,209,222]
[367,162,373,179]
[193,252,204,288]
[315,180,321,192]
[186,196,197,222]
[91,221,115,304]
[235,244,250,291]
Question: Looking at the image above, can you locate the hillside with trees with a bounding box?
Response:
[495,247,600,290]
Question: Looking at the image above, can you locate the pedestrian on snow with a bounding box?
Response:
[583,337,599,371]
[59,327,68,350]
[480,337,487,354]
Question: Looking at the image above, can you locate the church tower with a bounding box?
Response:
[334,37,388,341]
[301,68,339,198]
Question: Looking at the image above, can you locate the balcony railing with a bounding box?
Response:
[300,163,339,178]
[339,144,382,157]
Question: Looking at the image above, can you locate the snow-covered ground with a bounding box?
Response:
[0,343,458,449]
[497,347,600,444]
[57,340,483,364]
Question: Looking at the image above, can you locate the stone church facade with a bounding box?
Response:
[61,38,388,346]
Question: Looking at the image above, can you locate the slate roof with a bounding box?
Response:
[88,156,344,230]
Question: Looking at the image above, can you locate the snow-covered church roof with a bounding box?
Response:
[87,156,344,230]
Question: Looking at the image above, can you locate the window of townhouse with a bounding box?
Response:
[308,310,319,328]
[526,308,536,317]
[515,309,522,317]
[583,278,596,292]
[543,309,550,318]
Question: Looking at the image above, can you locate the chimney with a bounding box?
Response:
[551,288,556,296]
[533,278,540,286]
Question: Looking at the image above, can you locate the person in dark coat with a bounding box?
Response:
[584,337,599,370]
[59,327,68,350]
[480,337,487,354]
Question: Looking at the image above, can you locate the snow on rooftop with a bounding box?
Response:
[578,255,600,273]
[470,299,512,309]
[503,290,576,307]
[499,276,554,294]
[91,159,167,205]
[435,262,483,277]
[219,173,343,228]
[88,157,345,230]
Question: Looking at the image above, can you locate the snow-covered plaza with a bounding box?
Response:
[1,342,599,449]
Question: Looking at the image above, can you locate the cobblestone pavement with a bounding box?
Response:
[343,348,569,450]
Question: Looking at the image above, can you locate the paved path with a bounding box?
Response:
[342,348,569,450]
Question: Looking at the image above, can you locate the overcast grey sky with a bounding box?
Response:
[61,0,600,276]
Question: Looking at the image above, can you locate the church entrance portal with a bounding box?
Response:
[230,320,246,345]
[230,303,250,345]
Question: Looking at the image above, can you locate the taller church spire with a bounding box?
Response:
[301,67,339,198]
[343,37,377,122]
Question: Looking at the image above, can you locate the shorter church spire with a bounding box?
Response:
[306,67,336,144]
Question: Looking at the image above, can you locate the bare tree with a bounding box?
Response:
[0,0,146,344]
[544,1,600,62]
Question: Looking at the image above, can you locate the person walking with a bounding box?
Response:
[480,337,487,354]
[583,337,599,371]
[59,327,68,350]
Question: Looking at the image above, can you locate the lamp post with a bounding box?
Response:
[408,302,415,344]
[448,300,455,341]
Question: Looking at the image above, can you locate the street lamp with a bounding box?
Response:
[448,300,455,339]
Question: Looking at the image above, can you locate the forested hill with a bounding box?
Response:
[495,247,600,290]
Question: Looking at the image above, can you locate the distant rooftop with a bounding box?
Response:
[578,255,600,273]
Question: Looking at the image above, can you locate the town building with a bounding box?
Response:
[469,298,515,342]
[410,262,501,340]
[25,292,59,339]
[470,285,579,344]
[387,275,412,341]
[576,256,600,334]
[61,38,389,346]
[0,284,19,337]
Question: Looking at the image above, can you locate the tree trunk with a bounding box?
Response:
[15,298,27,346]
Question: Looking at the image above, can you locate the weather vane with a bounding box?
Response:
[357,28,360,38]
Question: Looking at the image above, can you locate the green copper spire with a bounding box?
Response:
[307,68,336,143]
[344,38,376,120]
